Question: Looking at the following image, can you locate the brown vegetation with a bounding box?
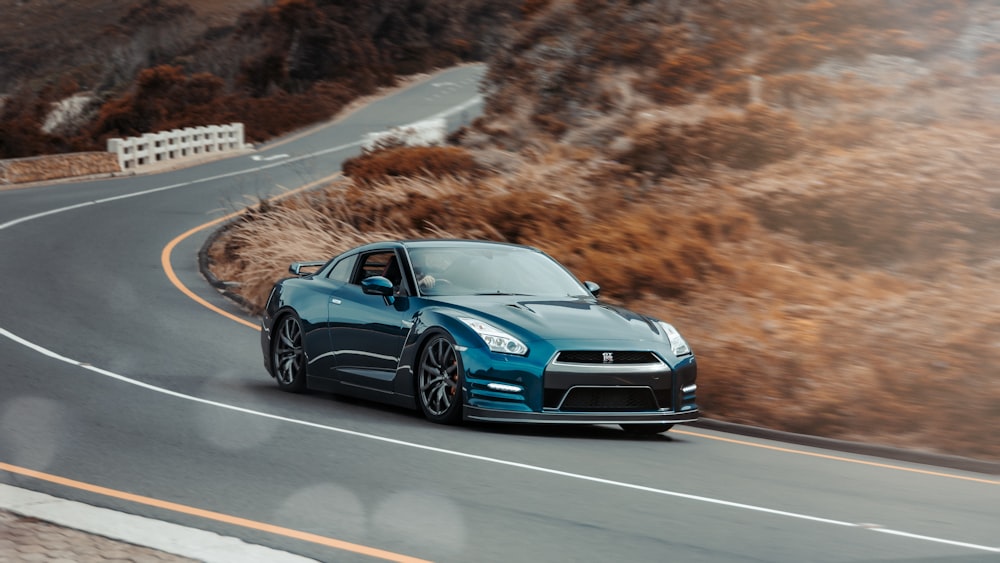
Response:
[207,0,1000,461]
[342,146,481,187]
[0,0,520,159]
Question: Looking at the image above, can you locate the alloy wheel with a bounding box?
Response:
[418,336,461,421]
[273,315,306,392]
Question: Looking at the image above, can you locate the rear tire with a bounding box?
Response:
[416,334,463,424]
[272,314,307,393]
[620,424,673,435]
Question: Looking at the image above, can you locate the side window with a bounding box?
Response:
[352,251,397,285]
[351,250,410,295]
[326,254,357,283]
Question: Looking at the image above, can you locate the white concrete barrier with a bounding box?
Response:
[107,123,245,171]
[362,118,446,151]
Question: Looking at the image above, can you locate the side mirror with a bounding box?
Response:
[584,281,601,297]
[362,276,395,304]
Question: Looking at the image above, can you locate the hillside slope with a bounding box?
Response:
[208,0,1000,460]
[0,0,518,158]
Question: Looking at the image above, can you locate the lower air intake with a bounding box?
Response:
[558,387,657,412]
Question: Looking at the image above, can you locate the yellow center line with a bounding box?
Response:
[0,461,430,563]
[163,171,998,487]
[161,173,342,332]
[53,170,431,561]
[160,171,995,520]
[673,429,999,485]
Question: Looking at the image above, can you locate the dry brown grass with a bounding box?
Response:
[207,0,1000,461]
[209,124,1000,461]
[342,146,481,186]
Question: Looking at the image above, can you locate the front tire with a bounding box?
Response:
[416,334,463,424]
[272,314,307,393]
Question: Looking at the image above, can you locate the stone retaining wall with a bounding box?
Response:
[0,152,121,185]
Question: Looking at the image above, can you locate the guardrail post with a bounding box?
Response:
[106,138,125,170]
[107,123,246,172]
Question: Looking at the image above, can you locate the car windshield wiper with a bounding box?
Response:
[474,291,533,296]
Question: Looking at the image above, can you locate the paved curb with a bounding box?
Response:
[0,484,317,563]
[693,419,1000,475]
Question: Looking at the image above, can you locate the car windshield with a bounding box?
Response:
[407,246,589,297]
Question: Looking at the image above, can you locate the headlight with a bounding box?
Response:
[659,322,691,356]
[459,318,529,355]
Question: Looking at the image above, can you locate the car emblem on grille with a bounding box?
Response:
[603,352,614,364]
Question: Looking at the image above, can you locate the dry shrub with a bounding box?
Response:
[751,130,1000,270]
[212,150,760,313]
[342,145,480,186]
[636,18,735,106]
[237,88,348,142]
[808,117,888,149]
[531,113,570,136]
[0,86,82,158]
[762,73,891,109]
[522,0,552,17]
[86,65,222,138]
[761,73,834,106]
[702,104,803,169]
[619,105,803,176]
[1,0,520,158]
[668,258,1000,457]
[646,51,714,104]
[205,0,1000,461]
[81,64,348,145]
[543,203,754,300]
[756,33,836,74]
[711,80,751,107]
[208,191,408,307]
[210,128,1000,460]
[584,13,662,68]
[756,0,967,74]
[977,43,1000,75]
[616,120,689,177]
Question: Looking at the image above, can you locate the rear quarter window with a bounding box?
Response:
[327,255,357,282]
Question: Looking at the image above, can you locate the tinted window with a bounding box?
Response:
[407,246,588,297]
[352,251,398,284]
[327,254,357,282]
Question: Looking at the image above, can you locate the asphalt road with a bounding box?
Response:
[1,64,997,563]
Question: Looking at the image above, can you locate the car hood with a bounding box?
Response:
[430,295,667,344]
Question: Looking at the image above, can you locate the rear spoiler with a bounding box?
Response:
[288,261,326,276]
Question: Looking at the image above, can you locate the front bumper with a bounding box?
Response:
[458,339,698,425]
[464,405,699,424]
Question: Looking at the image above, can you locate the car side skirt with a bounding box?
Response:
[463,405,699,425]
[308,376,417,409]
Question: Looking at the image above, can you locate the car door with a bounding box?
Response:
[329,249,414,393]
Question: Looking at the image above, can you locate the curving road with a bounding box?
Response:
[1,64,997,563]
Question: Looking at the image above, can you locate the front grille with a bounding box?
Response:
[557,386,658,411]
[555,351,658,365]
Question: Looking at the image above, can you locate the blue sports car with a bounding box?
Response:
[260,240,698,434]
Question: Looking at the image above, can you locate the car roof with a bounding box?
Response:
[352,239,540,253]
[401,239,536,250]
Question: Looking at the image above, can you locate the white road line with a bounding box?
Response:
[0,138,359,232]
[0,93,482,233]
[426,94,481,122]
[1,325,997,555]
[1,78,994,555]
[250,154,290,161]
